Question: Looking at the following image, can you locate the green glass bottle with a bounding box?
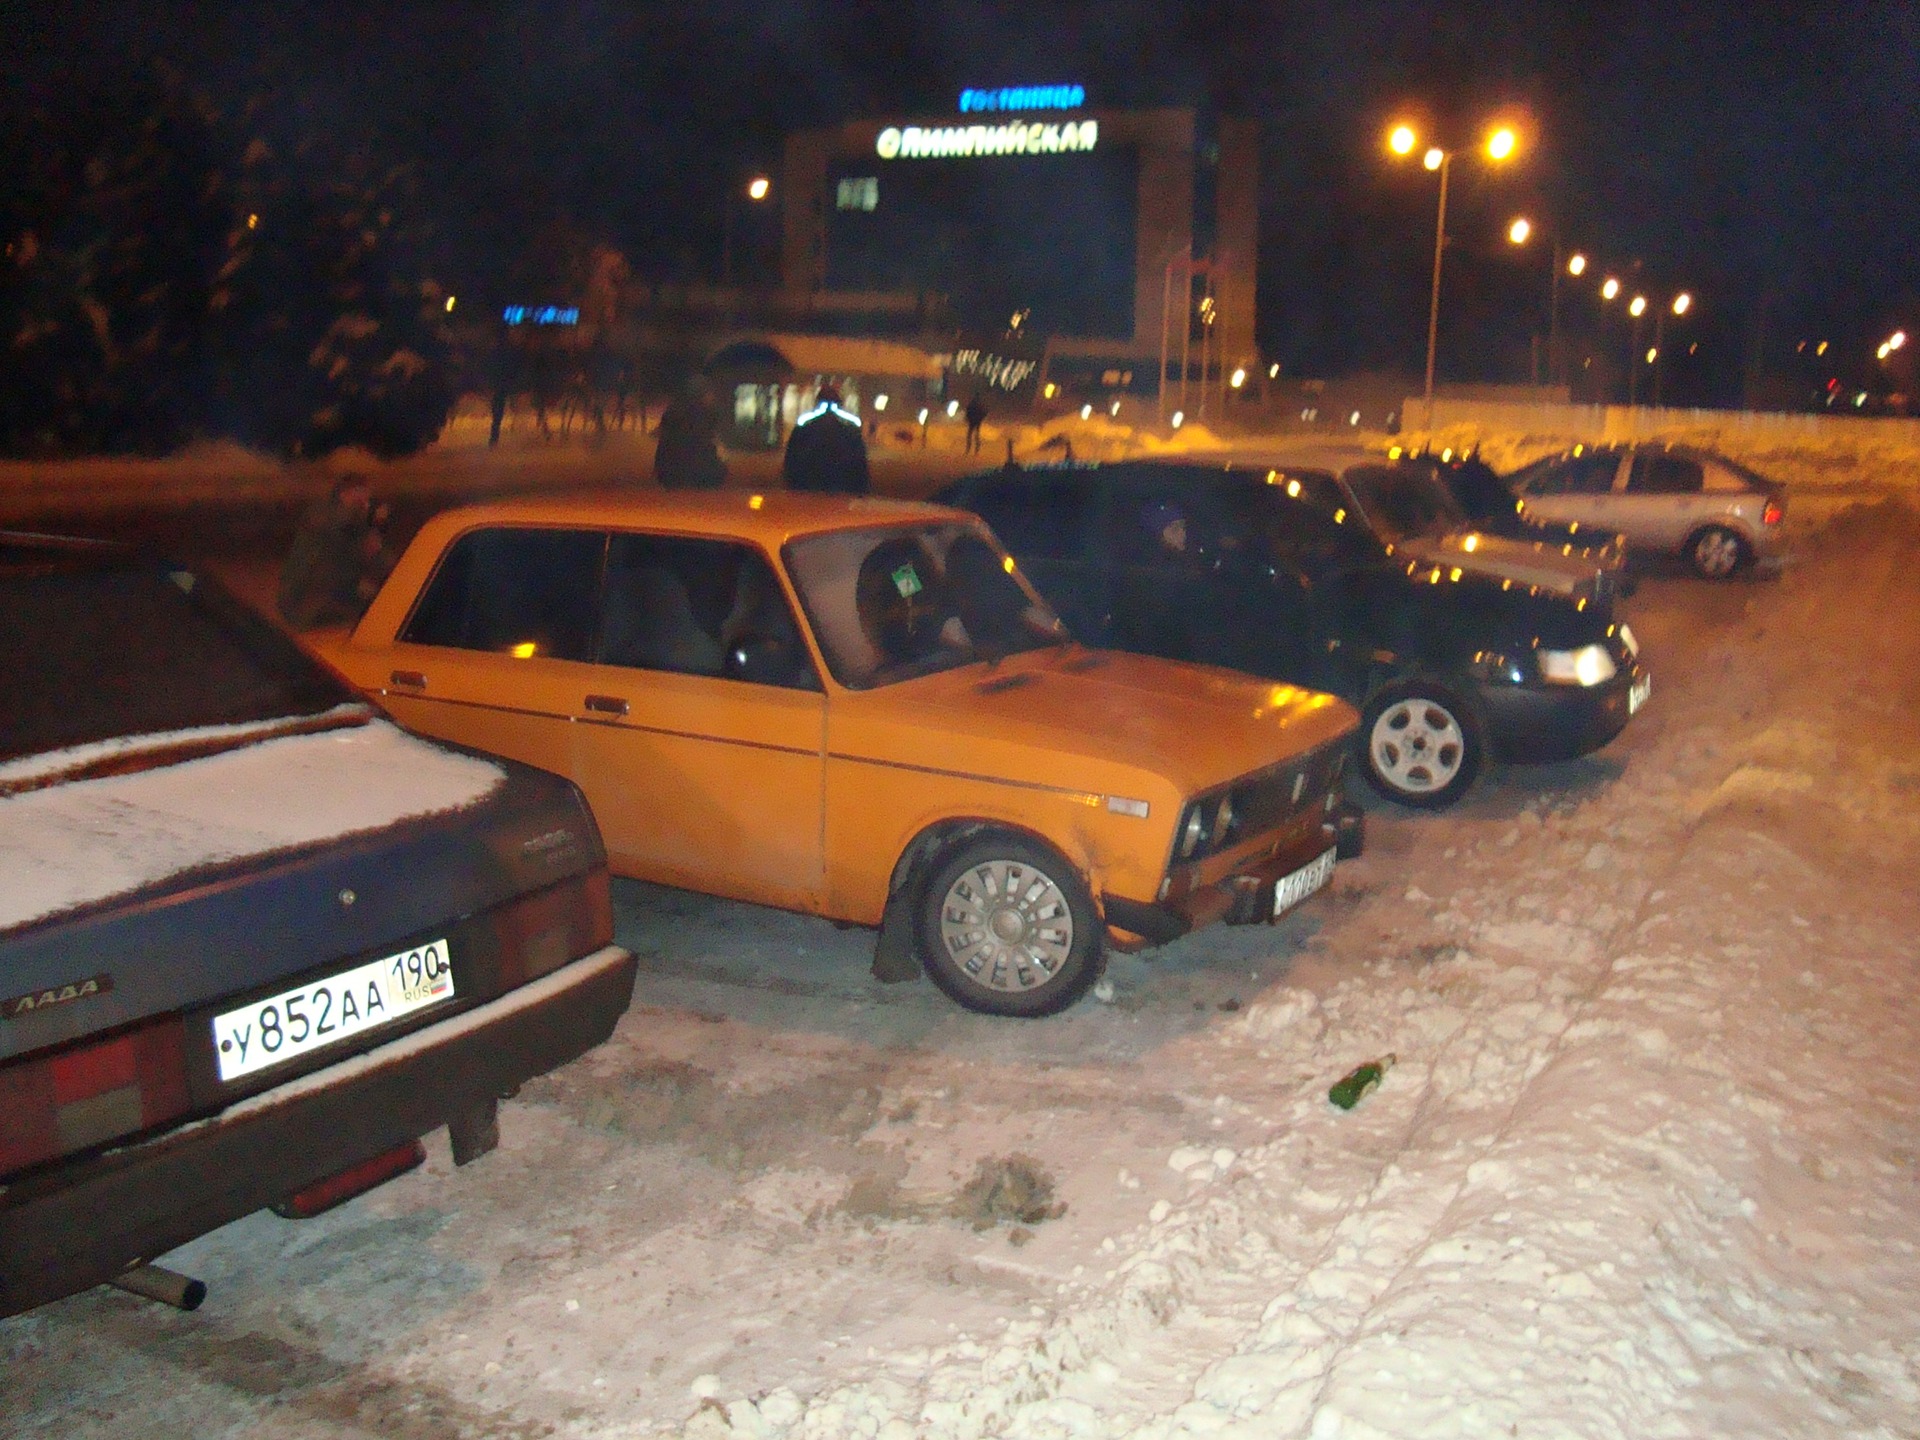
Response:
[1328,1053,1397,1110]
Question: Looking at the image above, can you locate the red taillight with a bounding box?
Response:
[1762,496,1784,526]
[273,1139,426,1218]
[0,1018,190,1178]
[492,868,613,988]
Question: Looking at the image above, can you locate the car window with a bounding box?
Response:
[1,564,349,765]
[401,527,605,661]
[1627,454,1705,494]
[1339,464,1468,542]
[965,474,1096,561]
[1523,453,1619,496]
[598,534,815,689]
[1199,483,1367,574]
[784,522,1066,689]
[1107,469,1237,568]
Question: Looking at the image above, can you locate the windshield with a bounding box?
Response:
[783,522,1068,689]
[1342,463,1471,542]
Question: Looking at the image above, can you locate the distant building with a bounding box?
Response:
[780,92,1259,403]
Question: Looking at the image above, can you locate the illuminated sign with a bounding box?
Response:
[503,305,579,326]
[877,120,1099,160]
[958,85,1085,113]
[836,177,878,211]
[951,348,1037,391]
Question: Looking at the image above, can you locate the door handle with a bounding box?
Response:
[583,694,629,717]
[389,669,426,691]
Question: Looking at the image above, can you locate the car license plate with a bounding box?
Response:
[1274,848,1337,918]
[1629,672,1652,715]
[213,940,455,1082]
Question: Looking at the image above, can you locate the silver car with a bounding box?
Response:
[1506,444,1786,579]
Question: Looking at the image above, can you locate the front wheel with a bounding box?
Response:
[1360,679,1484,809]
[1686,525,1749,579]
[917,834,1104,1017]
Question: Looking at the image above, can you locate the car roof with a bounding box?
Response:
[412,488,970,546]
[0,531,143,577]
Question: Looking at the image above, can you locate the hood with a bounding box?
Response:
[835,646,1358,798]
[1396,530,1612,599]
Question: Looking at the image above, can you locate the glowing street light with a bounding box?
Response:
[1508,217,1532,246]
[1567,253,1587,277]
[746,175,771,201]
[1602,277,1621,300]
[1672,292,1691,316]
[1629,294,1648,317]
[1890,330,1909,350]
[1387,118,1523,426]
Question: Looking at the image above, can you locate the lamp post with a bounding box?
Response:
[1389,121,1520,431]
[720,174,772,287]
[1508,217,1588,388]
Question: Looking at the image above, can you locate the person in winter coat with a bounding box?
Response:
[277,474,394,630]
[652,379,728,490]
[782,384,870,494]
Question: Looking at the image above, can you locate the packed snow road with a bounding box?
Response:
[6,498,1920,1440]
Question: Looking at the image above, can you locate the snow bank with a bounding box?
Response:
[0,718,504,932]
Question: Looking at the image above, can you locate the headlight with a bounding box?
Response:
[1617,623,1638,658]
[1537,643,1617,686]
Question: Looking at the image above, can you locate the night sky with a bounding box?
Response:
[7,1,1915,403]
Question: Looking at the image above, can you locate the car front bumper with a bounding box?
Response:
[1477,664,1646,764]
[1101,803,1363,946]
[0,944,635,1318]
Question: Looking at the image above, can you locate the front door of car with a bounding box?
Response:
[1098,470,1290,679]
[571,532,826,909]
[377,525,606,783]
[1615,452,1707,550]
[1515,452,1627,531]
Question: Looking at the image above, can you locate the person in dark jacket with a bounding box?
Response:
[277,474,394,630]
[652,378,728,490]
[783,384,870,494]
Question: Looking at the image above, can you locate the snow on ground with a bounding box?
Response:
[4,447,1920,1440]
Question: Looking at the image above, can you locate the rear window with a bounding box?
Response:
[1,566,347,765]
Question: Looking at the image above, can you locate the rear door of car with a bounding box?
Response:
[950,471,1109,642]
[572,531,826,909]
[377,524,607,784]
[1617,451,1709,550]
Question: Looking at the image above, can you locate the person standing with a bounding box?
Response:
[963,392,988,455]
[783,383,870,494]
[653,377,728,489]
[277,475,393,630]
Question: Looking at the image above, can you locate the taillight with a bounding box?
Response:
[0,1018,190,1178]
[491,868,613,988]
[1762,496,1784,526]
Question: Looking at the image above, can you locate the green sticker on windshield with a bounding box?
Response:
[890,563,923,598]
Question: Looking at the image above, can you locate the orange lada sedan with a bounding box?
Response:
[314,491,1363,1017]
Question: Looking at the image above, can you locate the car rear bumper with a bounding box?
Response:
[1102,805,1362,946]
[1477,666,1644,763]
[0,944,635,1318]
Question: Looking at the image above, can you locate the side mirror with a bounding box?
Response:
[725,633,809,688]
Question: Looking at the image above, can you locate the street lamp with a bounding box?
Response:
[720,174,773,285]
[1507,221,1593,386]
[1389,119,1521,429]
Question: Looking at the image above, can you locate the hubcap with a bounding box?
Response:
[939,860,1074,993]
[1370,699,1465,794]
[1695,531,1740,576]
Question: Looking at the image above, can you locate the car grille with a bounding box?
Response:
[1218,740,1346,847]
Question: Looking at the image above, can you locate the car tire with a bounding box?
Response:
[916,833,1104,1017]
[1685,525,1749,579]
[1360,678,1484,809]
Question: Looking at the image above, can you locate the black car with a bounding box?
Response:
[0,535,636,1317]
[937,453,1649,808]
